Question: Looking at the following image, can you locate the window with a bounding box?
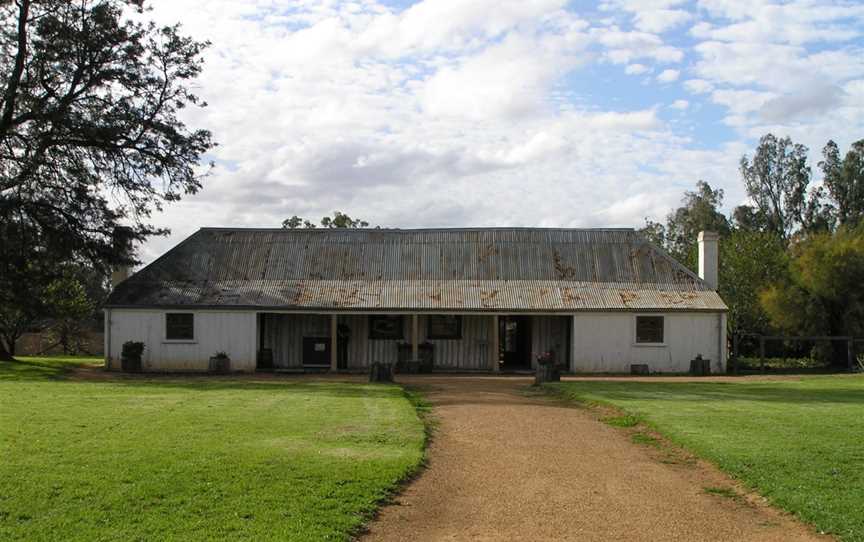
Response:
[427,315,462,340]
[369,316,403,340]
[166,313,194,341]
[635,316,664,344]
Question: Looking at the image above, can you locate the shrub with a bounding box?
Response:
[735,356,824,371]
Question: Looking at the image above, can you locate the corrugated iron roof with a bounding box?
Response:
[106,228,727,312]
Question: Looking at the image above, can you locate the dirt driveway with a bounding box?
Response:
[362,376,825,542]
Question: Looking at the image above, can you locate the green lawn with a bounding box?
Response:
[0,357,425,541]
[549,376,864,541]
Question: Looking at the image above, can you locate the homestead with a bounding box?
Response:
[104,228,727,373]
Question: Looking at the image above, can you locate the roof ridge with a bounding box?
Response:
[197,227,637,233]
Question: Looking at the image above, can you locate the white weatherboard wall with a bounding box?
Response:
[106,310,257,372]
[571,312,726,373]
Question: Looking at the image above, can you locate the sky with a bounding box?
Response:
[138,0,864,263]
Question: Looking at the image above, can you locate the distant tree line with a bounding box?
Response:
[642,135,864,365]
[282,211,374,229]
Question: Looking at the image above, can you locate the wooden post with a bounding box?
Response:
[490,315,499,372]
[848,339,855,373]
[759,335,766,374]
[330,314,338,372]
[411,314,419,361]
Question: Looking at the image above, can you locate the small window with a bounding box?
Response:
[427,315,462,340]
[369,316,403,340]
[635,316,664,344]
[166,313,194,341]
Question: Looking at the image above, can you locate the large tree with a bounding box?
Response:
[0,219,53,357]
[820,139,864,228]
[760,227,864,364]
[739,134,822,241]
[0,0,214,359]
[718,230,787,334]
[640,180,729,269]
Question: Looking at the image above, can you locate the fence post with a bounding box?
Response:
[759,335,766,374]
[849,339,855,373]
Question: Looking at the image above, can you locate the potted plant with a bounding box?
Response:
[121,341,144,373]
[209,351,231,374]
[534,350,560,385]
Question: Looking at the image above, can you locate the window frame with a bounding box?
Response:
[426,315,463,340]
[368,315,404,340]
[165,312,195,342]
[634,314,665,346]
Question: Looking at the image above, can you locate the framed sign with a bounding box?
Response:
[369,316,403,340]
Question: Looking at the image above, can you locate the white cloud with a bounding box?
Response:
[759,83,846,123]
[657,68,680,82]
[694,1,864,45]
[600,1,691,33]
[591,26,684,64]
[625,63,649,75]
[420,31,586,120]
[684,78,713,94]
[634,9,691,33]
[693,41,864,91]
[357,0,578,56]
[670,99,689,110]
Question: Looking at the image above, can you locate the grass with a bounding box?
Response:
[0,357,425,541]
[630,432,661,447]
[548,376,864,541]
[0,355,102,380]
[601,414,641,428]
[703,486,743,502]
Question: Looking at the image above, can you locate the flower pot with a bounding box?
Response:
[209,357,231,374]
[534,363,560,385]
[121,356,142,373]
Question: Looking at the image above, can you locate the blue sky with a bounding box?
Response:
[139,0,864,262]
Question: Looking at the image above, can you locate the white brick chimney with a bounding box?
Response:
[111,227,133,289]
[698,231,719,290]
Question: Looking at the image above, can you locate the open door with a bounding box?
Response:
[499,316,532,370]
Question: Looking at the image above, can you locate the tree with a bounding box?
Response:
[639,180,729,270]
[42,271,94,355]
[282,211,372,229]
[820,139,864,228]
[730,204,768,232]
[0,1,214,359]
[760,227,864,363]
[739,134,814,241]
[718,231,787,334]
[0,219,53,358]
[282,216,317,229]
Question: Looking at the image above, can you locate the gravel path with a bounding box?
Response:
[362,376,825,542]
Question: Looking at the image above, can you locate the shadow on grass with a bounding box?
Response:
[549,379,864,405]
[108,379,402,399]
[0,358,95,381]
[0,358,401,399]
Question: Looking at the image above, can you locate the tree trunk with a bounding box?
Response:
[0,341,15,361]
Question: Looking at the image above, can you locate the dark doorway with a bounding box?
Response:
[337,324,351,370]
[499,316,532,370]
[302,337,331,368]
